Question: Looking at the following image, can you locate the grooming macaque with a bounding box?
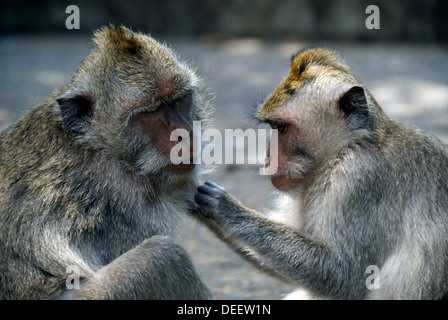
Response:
[194,48,448,299]
[0,24,212,299]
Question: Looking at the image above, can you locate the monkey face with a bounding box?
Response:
[131,95,197,175]
[257,49,373,191]
[262,110,314,191]
[57,25,205,177]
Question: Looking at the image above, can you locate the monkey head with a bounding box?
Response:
[55,24,208,177]
[257,48,378,191]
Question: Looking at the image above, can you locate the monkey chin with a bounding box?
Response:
[270,174,301,191]
[166,163,196,174]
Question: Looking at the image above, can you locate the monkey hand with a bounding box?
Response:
[194,182,245,225]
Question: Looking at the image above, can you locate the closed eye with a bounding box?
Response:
[172,97,192,114]
[139,103,163,115]
[171,90,193,114]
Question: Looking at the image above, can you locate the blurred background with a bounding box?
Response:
[1,0,448,299]
[1,0,448,40]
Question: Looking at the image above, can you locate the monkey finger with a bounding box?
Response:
[193,195,217,217]
[194,193,212,206]
[204,181,223,190]
[197,184,221,197]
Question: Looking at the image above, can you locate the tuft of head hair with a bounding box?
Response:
[86,24,193,97]
[258,48,354,118]
[289,47,350,78]
[93,23,144,56]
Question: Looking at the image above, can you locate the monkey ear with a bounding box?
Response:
[338,86,370,130]
[56,92,94,134]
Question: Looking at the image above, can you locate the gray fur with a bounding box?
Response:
[0,25,212,300]
[194,48,448,300]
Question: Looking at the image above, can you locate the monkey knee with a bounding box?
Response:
[142,235,194,263]
[132,236,213,299]
[144,235,176,247]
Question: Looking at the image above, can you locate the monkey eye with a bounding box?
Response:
[140,104,163,115]
[277,123,287,134]
[269,120,288,134]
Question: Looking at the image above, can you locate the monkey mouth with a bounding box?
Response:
[270,173,301,191]
[166,162,196,174]
[270,173,289,181]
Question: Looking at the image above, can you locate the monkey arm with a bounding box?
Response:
[21,217,212,300]
[194,182,367,299]
[189,203,293,283]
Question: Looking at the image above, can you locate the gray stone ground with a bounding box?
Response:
[1,34,448,299]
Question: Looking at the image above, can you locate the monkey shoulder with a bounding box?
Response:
[380,121,448,174]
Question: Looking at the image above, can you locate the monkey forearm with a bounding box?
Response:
[198,214,293,283]
[222,211,364,298]
[195,182,365,298]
